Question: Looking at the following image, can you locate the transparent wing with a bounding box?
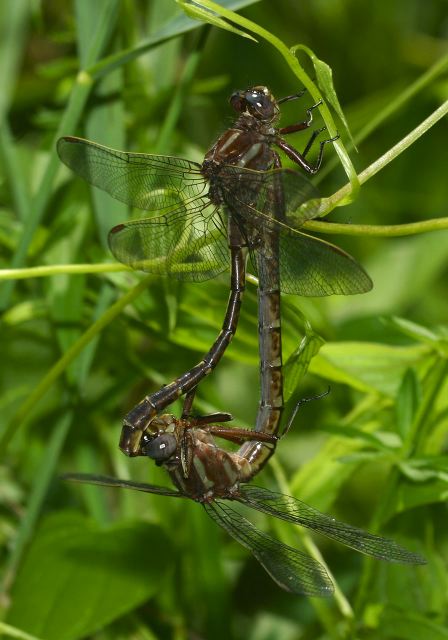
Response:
[58,137,229,281]
[238,485,426,565]
[62,473,183,498]
[220,166,372,296]
[276,230,373,295]
[204,499,333,596]
[107,198,229,281]
[57,136,207,213]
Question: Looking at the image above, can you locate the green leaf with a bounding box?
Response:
[322,423,402,451]
[384,478,448,517]
[178,0,257,41]
[0,622,44,640]
[309,341,431,396]
[380,609,448,640]
[7,512,172,640]
[383,316,441,346]
[292,44,355,149]
[398,457,448,483]
[283,317,324,401]
[395,369,421,440]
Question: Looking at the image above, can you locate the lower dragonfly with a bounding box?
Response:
[65,387,425,596]
[57,85,373,459]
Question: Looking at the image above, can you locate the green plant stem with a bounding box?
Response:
[270,457,354,623]
[0,274,153,451]
[0,0,120,310]
[0,622,44,640]
[304,216,448,237]
[319,98,448,216]
[154,26,209,152]
[318,51,448,181]
[0,263,127,281]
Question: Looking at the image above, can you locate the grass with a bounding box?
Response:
[0,1,447,639]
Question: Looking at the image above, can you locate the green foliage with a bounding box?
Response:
[1,1,447,639]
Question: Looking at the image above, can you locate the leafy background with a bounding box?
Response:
[1,1,447,639]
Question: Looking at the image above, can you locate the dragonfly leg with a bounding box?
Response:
[301,126,327,159]
[281,387,331,437]
[312,134,340,173]
[204,426,278,445]
[278,100,322,135]
[276,88,307,105]
[180,387,234,425]
[181,387,197,419]
[275,132,338,174]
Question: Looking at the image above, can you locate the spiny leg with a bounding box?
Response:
[281,387,331,437]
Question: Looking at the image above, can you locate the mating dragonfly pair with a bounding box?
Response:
[59,86,424,596]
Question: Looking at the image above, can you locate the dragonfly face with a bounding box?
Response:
[230,86,280,123]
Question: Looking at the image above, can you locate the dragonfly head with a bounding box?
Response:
[142,432,178,463]
[230,86,279,123]
[141,414,179,463]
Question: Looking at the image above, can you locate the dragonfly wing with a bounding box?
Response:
[239,485,426,565]
[203,499,333,596]
[57,136,207,213]
[219,166,372,296]
[108,199,229,281]
[219,166,320,225]
[277,229,373,295]
[62,473,183,497]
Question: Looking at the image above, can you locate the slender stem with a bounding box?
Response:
[319,98,448,215]
[304,216,448,237]
[0,622,44,640]
[270,456,354,621]
[0,263,127,280]
[0,0,120,309]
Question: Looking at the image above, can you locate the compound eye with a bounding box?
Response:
[142,434,177,461]
[229,91,246,113]
[246,91,275,119]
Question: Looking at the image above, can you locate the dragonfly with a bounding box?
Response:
[58,85,373,459]
[65,387,425,596]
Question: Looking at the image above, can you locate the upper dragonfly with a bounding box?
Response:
[57,86,373,456]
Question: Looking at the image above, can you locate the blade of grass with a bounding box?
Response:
[270,456,354,623]
[0,0,121,309]
[0,0,30,117]
[88,0,260,78]
[0,622,44,640]
[154,26,209,152]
